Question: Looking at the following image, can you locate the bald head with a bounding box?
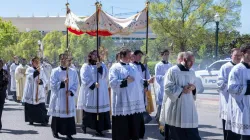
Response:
[177,52,185,64]
[181,51,195,70]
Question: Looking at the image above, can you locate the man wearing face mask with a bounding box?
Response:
[9,56,19,101]
[163,51,203,140]
[155,49,172,123]
[217,48,242,140]
[0,59,8,131]
[15,58,29,102]
[227,43,250,140]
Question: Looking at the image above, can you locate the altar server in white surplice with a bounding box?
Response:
[159,51,183,138]
[22,57,49,126]
[15,58,29,102]
[9,56,19,101]
[227,43,250,140]
[217,48,242,140]
[155,49,172,123]
[77,50,111,136]
[164,52,203,140]
[110,48,154,140]
[40,59,52,105]
[48,53,78,140]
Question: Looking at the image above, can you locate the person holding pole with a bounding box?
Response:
[22,57,49,126]
[77,50,111,136]
[48,53,78,140]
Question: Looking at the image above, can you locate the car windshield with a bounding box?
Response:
[209,61,229,71]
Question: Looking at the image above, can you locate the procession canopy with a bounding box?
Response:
[65,4,148,36]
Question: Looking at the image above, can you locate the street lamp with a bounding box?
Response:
[214,13,220,60]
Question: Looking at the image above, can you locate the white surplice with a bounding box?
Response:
[226,62,250,135]
[48,67,79,118]
[41,62,52,91]
[162,65,203,128]
[22,67,48,105]
[10,63,19,91]
[109,62,145,116]
[217,62,235,121]
[77,62,110,113]
[154,61,172,105]
[15,64,29,101]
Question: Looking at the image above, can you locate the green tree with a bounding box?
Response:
[149,0,241,52]
[43,31,64,64]
[0,18,19,60]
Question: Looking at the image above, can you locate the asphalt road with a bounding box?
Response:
[0,93,223,140]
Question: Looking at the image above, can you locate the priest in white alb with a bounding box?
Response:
[109,48,154,140]
[22,57,49,126]
[227,43,250,140]
[217,48,242,140]
[163,51,203,140]
[9,56,19,101]
[15,58,29,102]
[48,53,78,140]
[77,50,111,136]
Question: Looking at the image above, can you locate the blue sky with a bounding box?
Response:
[0,0,249,34]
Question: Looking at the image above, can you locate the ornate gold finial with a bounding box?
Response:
[95,1,102,9]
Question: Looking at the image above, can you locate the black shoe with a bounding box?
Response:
[66,135,74,140]
[29,122,33,125]
[82,126,86,134]
[53,133,59,139]
[95,130,105,137]
[41,123,48,126]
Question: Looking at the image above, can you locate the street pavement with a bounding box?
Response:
[0,93,223,140]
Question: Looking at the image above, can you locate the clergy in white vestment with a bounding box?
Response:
[22,57,49,126]
[109,48,154,140]
[77,50,111,136]
[67,57,82,125]
[217,48,242,140]
[15,58,29,102]
[132,50,154,115]
[40,59,52,105]
[48,53,78,140]
[155,49,172,122]
[9,56,19,101]
[163,52,203,140]
[227,43,250,140]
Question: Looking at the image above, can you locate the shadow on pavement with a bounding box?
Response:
[199,125,217,129]
[76,126,112,139]
[4,103,21,106]
[1,129,38,135]
[3,107,23,111]
[199,130,223,138]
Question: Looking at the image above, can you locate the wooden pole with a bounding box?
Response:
[65,2,70,115]
[95,1,100,121]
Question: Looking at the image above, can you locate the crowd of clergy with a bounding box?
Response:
[0,43,250,140]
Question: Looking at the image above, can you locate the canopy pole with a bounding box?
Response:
[65,1,70,115]
[95,1,100,121]
[145,1,149,78]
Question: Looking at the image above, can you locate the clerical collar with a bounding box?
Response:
[241,62,250,69]
[120,62,128,65]
[15,63,19,65]
[230,61,236,66]
[33,67,37,70]
[162,60,168,64]
[89,60,97,65]
[60,66,67,71]
[134,61,141,65]
[177,64,189,71]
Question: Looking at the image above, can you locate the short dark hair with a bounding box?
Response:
[59,53,65,60]
[119,48,131,59]
[31,56,39,62]
[240,43,250,53]
[115,52,120,61]
[134,50,144,56]
[230,48,240,54]
[160,49,169,56]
